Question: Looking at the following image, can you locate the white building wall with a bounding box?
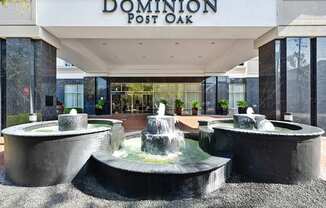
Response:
[277,0,326,26]
[0,0,35,25]
[37,0,277,27]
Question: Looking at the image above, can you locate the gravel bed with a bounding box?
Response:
[0,167,326,208]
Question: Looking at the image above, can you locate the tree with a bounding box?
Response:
[0,0,29,6]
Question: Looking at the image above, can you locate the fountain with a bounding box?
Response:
[199,108,324,184]
[91,103,231,199]
[141,104,185,155]
[233,107,275,131]
[1,109,124,186]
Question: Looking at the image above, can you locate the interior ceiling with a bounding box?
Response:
[58,38,258,77]
[84,39,234,65]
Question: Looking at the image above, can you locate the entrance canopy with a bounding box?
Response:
[3,0,277,76]
[57,37,261,77]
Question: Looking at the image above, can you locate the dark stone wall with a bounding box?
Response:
[0,38,57,129]
[84,77,96,115]
[5,38,34,127]
[0,39,5,131]
[259,41,278,120]
[56,79,84,104]
[34,40,57,120]
[245,78,259,112]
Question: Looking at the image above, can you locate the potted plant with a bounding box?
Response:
[217,99,229,115]
[175,99,184,116]
[237,100,249,114]
[191,100,200,115]
[95,97,105,115]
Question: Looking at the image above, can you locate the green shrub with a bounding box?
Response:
[6,112,42,127]
[217,99,229,110]
[175,99,184,109]
[237,100,249,108]
[192,100,200,109]
[96,97,105,110]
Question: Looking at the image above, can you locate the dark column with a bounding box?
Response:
[5,38,34,127]
[84,77,96,115]
[34,40,57,120]
[0,38,57,129]
[201,79,207,114]
[245,77,259,112]
[259,40,282,120]
[0,39,5,131]
[311,38,317,126]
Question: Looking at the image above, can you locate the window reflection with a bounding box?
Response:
[111,82,201,115]
[286,38,311,124]
[205,77,217,114]
[64,84,83,109]
[317,38,326,129]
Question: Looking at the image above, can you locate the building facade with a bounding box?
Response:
[56,58,258,115]
[0,0,326,131]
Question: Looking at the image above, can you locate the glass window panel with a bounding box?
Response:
[111,82,201,115]
[64,84,84,109]
[205,77,216,114]
[317,38,326,130]
[229,81,245,110]
[111,83,122,92]
[286,38,311,124]
[143,83,153,91]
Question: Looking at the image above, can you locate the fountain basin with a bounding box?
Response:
[141,115,184,155]
[199,119,324,184]
[90,133,231,199]
[58,113,88,131]
[1,119,124,186]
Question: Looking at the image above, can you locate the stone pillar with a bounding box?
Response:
[0,38,57,129]
[34,40,57,120]
[0,39,5,131]
[259,40,283,120]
